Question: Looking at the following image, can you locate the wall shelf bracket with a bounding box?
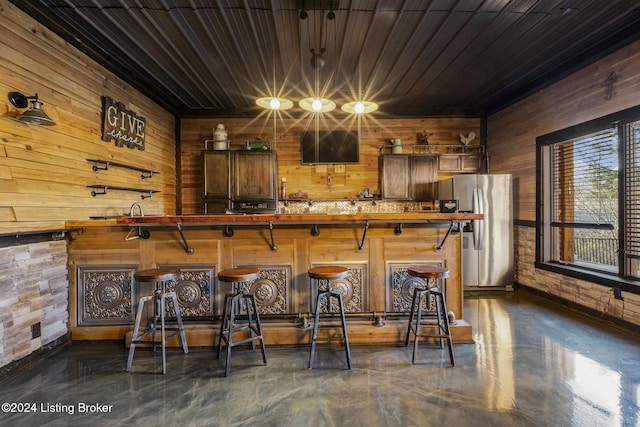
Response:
[268,221,278,251]
[436,221,460,251]
[358,220,370,251]
[222,225,234,237]
[176,223,194,254]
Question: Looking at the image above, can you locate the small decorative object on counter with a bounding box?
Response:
[289,189,308,199]
[459,131,476,146]
[280,177,287,199]
[358,188,374,198]
[244,138,271,150]
[418,130,432,145]
[390,138,403,154]
[213,124,228,150]
[439,199,459,213]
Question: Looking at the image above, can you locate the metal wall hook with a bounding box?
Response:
[124,228,139,241]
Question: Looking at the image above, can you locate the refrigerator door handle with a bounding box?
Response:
[473,188,484,250]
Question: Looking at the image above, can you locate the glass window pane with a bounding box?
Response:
[550,129,618,270]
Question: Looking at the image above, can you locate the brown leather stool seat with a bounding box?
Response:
[216,268,267,377]
[126,268,189,374]
[404,266,454,366]
[308,266,351,369]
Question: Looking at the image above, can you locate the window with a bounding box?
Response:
[537,105,640,288]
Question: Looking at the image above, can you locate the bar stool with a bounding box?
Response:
[404,266,455,366]
[216,267,267,377]
[308,266,351,369]
[126,268,189,374]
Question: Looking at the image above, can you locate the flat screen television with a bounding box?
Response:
[300,130,359,164]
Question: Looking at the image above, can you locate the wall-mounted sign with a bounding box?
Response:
[101,96,146,150]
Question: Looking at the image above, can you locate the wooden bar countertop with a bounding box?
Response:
[106,212,482,227]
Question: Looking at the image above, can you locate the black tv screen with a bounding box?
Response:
[301,130,359,164]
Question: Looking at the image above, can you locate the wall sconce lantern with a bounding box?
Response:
[8,91,56,126]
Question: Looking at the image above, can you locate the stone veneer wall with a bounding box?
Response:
[0,241,69,369]
[515,225,640,327]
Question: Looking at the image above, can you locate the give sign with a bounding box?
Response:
[101,96,146,151]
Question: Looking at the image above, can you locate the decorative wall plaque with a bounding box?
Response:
[236,266,291,315]
[159,266,215,319]
[309,264,365,314]
[387,263,447,313]
[101,96,146,150]
[77,266,136,325]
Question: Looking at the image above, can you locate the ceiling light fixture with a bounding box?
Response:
[256,97,294,110]
[8,92,56,126]
[341,100,379,114]
[299,97,336,113]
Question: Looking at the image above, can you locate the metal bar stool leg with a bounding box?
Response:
[244,293,257,351]
[335,291,352,369]
[405,285,419,346]
[225,294,240,377]
[250,294,268,364]
[170,293,189,354]
[412,289,425,364]
[126,295,152,371]
[309,290,325,369]
[160,293,167,375]
[217,294,231,359]
[433,289,444,349]
[436,291,455,366]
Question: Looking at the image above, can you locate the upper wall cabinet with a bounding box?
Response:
[437,153,484,173]
[202,150,278,213]
[380,154,438,200]
[233,150,278,200]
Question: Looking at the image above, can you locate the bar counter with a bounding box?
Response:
[66,212,481,347]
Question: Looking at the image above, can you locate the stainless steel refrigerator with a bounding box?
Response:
[438,174,514,290]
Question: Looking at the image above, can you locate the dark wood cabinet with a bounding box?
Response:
[380,154,437,200]
[203,150,231,200]
[233,151,277,200]
[380,155,411,199]
[202,150,278,213]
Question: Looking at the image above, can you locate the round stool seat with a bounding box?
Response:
[218,267,260,283]
[407,266,450,280]
[308,266,348,281]
[134,267,180,282]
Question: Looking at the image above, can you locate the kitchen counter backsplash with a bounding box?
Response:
[278,199,429,214]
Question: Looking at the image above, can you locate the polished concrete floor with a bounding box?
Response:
[2,289,640,427]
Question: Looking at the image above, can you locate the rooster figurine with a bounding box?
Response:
[459,131,476,146]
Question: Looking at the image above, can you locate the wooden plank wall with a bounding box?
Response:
[487,39,640,326]
[180,117,481,214]
[0,1,177,234]
[487,39,640,222]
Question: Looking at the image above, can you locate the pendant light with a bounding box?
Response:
[299,97,336,113]
[256,97,294,110]
[341,100,378,114]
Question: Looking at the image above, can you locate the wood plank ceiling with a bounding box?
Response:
[9,0,640,117]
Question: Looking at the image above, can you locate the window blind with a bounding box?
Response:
[625,121,640,259]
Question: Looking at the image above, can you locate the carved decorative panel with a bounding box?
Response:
[310,264,365,314]
[387,263,446,313]
[237,266,290,315]
[160,266,215,319]
[77,266,136,325]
